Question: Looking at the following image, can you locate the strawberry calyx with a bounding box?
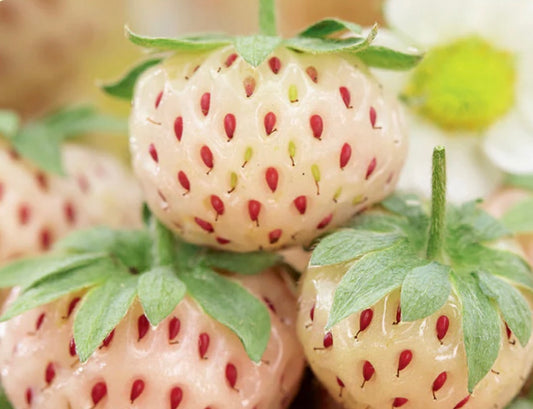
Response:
[310,147,533,393]
[500,174,533,234]
[0,107,127,175]
[0,214,282,363]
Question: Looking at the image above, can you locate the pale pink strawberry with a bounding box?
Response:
[0,269,305,409]
[130,47,407,252]
[297,271,533,409]
[0,142,142,262]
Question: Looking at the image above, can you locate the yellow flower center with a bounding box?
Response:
[403,36,516,131]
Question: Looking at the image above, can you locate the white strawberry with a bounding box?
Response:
[297,147,533,409]
[129,46,407,252]
[0,269,303,409]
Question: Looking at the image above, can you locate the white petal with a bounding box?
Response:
[483,111,533,174]
[398,116,502,203]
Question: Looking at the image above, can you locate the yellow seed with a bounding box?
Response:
[333,187,342,201]
[352,194,364,205]
[288,141,296,158]
[230,172,238,189]
[311,164,321,183]
[288,85,298,103]
[244,147,253,162]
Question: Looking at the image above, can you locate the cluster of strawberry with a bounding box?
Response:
[1,0,533,409]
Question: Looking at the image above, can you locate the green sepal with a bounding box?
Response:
[477,271,532,347]
[101,58,163,100]
[326,242,423,329]
[259,0,277,37]
[181,265,271,362]
[126,27,232,51]
[233,35,282,67]
[0,252,107,289]
[400,262,451,321]
[0,110,20,139]
[502,197,533,233]
[309,229,403,267]
[356,45,424,70]
[348,211,405,233]
[452,272,501,393]
[0,258,120,322]
[505,173,533,192]
[74,275,138,362]
[0,385,13,409]
[297,18,362,38]
[205,250,281,275]
[506,398,533,409]
[138,266,186,326]
[55,227,152,272]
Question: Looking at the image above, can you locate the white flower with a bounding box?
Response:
[375,0,533,202]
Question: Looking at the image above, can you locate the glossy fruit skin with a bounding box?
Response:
[0,269,305,409]
[297,262,533,409]
[130,47,407,252]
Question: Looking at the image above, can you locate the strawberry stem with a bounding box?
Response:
[426,146,446,261]
[150,218,175,267]
[259,0,277,36]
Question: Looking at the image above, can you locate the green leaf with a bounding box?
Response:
[12,123,63,174]
[43,106,127,136]
[502,198,533,233]
[0,252,107,289]
[348,212,406,233]
[101,58,163,100]
[400,262,451,321]
[477,271,532,347]
[259,0,277,37]
[127,27,232,51]
[0,385,13,409]
[74,275,138,362]
[138,266,186,326]
[505,173,533,192]
[205,250,281,275]
[285,33,373,55]
[0,258,119,321]
[55,227,152,272]
[327,242,423,329]
[181,266,271,362]
[452,272,501,392]
[309,229,403,267]
[0,110,20,138]
[173,239,203,272]
[233,35,282,67]
[298,18,362,38]
[506,398,533,409]
[356,45,424,70]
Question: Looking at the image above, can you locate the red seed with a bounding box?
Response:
[310,304,315,321]
[359,309,373,333]
[263,297,276,313]
[168,317,181,341]
[155,91,163,108]
[35,313,45,330]
[248,200,261,224]
[91,382,107,405]
[174,116,183,141]
[64,202,76,224]
[170,387,183,409]
[454,396,470,409]
[199,333,210,358]
[365,158,377,180]
[436,315,449,341]
[138,314,150,340]
[25,388,32,405]
[293,196,307,215]
[200,93,211,116]
[393,398,408,407]
[339,87,351,108]
[149,143,158,163]
[310,115,323,139]
[268,57,281,74]
[224,114,236,140]
[177,171,190,192]
[268,229,282,244]
[201,146,214,170]
[264,112,277,135]
[323,331,333,348]
[395,305,402,324]
[194,217,214,233]
[225,53,238,67]
[77,175,89,193]
[339,143,352,169]
[336,377,345,387]
[18,204,30,225]
[45,362,55,384]
[306,66,318,83]
[369,106,379,128]
[130,379,145,403]
[432,371,447,393]
[505,322,513,340]
[317,213,333,230]
[210,195,225,217]
[36,172,48,190]
[69,338,77,357]
[40,229,52,250]
[102,330,115,348]
[225,363,238,388]
[243,77,256,97]
[66,297,80,318]
[397,350,413,374]
[363,361,375,382]
[265,167,279,192]
[216,237,231,245]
